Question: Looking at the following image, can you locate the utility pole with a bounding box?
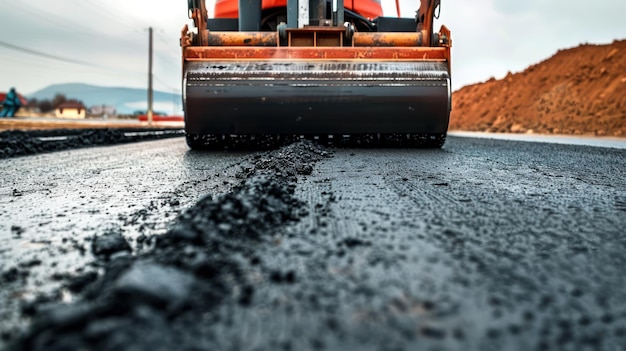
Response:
[147,27,154,125]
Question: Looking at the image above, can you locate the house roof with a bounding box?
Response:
[0,92,28,105]
[57,102,86,109]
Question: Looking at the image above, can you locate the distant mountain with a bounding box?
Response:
[27,83,182,115]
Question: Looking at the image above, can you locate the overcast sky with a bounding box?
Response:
[0,0,624,97]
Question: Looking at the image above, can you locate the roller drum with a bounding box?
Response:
[184,61,451,135]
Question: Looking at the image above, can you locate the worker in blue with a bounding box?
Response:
[0,87,22,118]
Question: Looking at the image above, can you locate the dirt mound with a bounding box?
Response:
[450,40,626,136]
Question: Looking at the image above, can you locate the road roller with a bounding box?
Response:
[181,0,451,148]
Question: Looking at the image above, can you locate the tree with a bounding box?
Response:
[26,98,39,109]
[38,100,53,113]
[35,94,85,113]
[52,94,67,109]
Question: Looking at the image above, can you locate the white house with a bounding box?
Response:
[55,102,86,119]
[88,105,117,118]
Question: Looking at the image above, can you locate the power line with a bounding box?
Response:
[82,0,139,31]
[11,1,110,43]
[0,10,180,93]
[0,39,149,83]
[0,40,100,68]
[154,76,180,92]
[155,51,180,70]
[154,29,179,49]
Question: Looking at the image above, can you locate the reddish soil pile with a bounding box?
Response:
[450,40,626,136]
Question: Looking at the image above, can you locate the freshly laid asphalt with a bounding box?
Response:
[1,135,625,351]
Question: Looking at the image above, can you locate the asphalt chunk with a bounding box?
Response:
[112,262,195,312]
[91,228,132,258]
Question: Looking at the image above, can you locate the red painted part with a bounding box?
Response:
[184,46,449,61]
[137,115,184,122]
[0,92,28,106]
[57,102,86,109]
[214,0,383,21]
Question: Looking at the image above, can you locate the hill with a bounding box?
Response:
[450,40,625,136]
[27,83,181,115]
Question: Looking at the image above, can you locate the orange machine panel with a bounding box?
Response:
[214,0,383,21]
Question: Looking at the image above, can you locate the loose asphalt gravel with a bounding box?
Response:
[1,134,625,351]
[0,128,184,159]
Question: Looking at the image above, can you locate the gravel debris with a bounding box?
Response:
[8,140,332,351]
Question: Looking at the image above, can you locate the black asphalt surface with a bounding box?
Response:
[0,128,184,159]
[1,135,625,351]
